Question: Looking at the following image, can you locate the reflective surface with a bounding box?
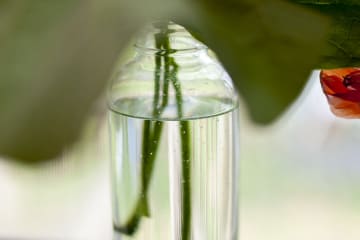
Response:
[109,107,239,240]
[108,22,240,240]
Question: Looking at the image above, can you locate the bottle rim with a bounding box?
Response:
[133,43,207,54]
[134,21,208,54]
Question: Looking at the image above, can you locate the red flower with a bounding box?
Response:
[320,68,360,118]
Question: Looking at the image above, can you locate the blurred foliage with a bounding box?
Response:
[182,0,329,123]
[293,1,360,68]
[0,0,358,162]
[0,0,166,162]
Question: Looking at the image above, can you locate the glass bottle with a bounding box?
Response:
[108,21,240,240]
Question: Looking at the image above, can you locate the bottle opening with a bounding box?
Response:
[134,21,207,52]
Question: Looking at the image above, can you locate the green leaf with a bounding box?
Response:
[292,1,360,68]
[0,0,188,162]
[181,0,330,124]
[0,0,148,162]
[0,0,335,161]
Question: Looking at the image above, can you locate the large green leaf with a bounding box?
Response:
[0,0,146,162]
[0,0,187,162]
[0,0,349,162]
[181,0,330,123]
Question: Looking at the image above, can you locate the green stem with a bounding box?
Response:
[170,58,191,240]
[115,23,191,240]
[180,121,191,240]
[115,25,170,235]
[139,31,168,218]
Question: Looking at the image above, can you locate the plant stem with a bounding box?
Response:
[114,30,167,235]
[169,58,191,240]
[115,22,192,240]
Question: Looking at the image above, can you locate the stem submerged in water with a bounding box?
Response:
[169,56,191,240]
[115,22,191,240]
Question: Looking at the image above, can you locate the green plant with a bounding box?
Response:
[113,22,192,239]
[0,0,359,162]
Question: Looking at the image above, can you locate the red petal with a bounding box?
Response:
[320,67,360,118]
[334,90,360,102]
[327,95,360,118]
[321,68,359,78]
[320,74,347,94]
[344,70,360,90]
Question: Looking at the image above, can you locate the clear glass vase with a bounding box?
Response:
[108,21,240,240]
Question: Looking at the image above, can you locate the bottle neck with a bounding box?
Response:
[135,46,207,57]
[134,47,208,73]
[134,21,210,70]
[134,21,207,54]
